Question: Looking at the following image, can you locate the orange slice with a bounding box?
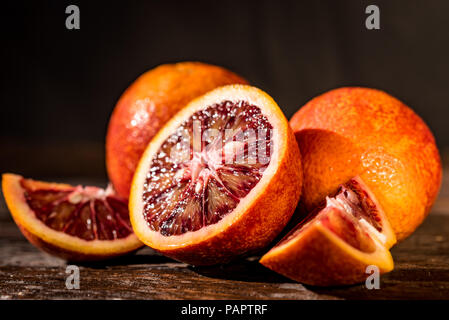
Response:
[2,173,143,261]
[130,84,303,265]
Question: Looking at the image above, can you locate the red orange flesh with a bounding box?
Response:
[2,173,143,261]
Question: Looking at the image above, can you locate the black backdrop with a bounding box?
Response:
[1,0,449,179]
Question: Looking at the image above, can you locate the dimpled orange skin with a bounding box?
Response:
[106,62,248,198]
[290,87,442,241]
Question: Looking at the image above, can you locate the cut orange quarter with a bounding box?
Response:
[260,176,395,286]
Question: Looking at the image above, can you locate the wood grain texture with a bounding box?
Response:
[0,171,448,300]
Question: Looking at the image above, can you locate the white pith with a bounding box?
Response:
[66,184,114,205]
[178,139,250,197]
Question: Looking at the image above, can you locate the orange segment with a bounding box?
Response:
[2,173,143,261]
[130,84,303,265]
[260,176,395,286]
[260,213,394,286]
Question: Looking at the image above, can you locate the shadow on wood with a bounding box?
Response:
[189,258,295,284]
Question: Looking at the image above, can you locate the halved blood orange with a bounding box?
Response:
[106,62,248,198]
[2,173,143,261]
[130,84,303,265]
[260,176,396,286]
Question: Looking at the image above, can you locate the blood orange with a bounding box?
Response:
[260,87,442,286]
[290,87,442,241]
[260,176,395,286]
[2,174,143,261]
[129,85,303,265]
[106,62,247,198]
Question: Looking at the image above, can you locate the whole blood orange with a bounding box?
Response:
[129,85,303,265]
[2,173,143,261]
[290,87,442,241]
[106,62,247,198]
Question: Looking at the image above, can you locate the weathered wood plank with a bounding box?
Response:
[0,211,448,300]
[1,169,448,300]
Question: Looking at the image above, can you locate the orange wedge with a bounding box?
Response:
[260,176,395,286]
[2,173,143,261]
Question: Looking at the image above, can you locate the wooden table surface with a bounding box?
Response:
[1,172,448,300]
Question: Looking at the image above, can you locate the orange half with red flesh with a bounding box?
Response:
[130,85,303,265]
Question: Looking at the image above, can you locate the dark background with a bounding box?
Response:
[1,0,449,181]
